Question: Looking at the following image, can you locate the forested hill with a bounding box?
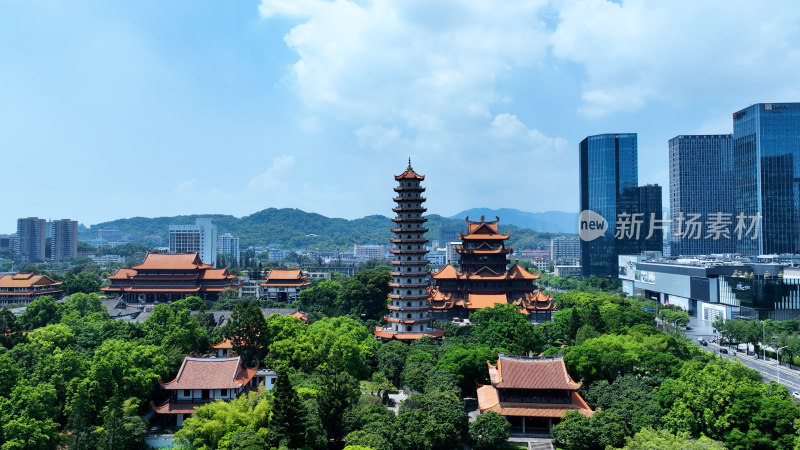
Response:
[79,208,568,251]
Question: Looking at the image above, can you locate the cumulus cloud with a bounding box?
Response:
[259,0,550,132]
[550,0,800,116]
[247,155,296,192]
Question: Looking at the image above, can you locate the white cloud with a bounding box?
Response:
[490,113,567,153]
[550,0,800,116]
[260,0,550,132]
[247,155,296,192]
[355,124,402,149]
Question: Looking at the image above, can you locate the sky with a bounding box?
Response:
[2,0,800,233]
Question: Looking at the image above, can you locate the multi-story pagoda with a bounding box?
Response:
[429,216,555,321]
[375,161,443,340]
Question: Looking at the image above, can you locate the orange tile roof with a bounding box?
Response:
[430,264,459,280]
[374,326,444,340]
[290,311,308,323]
[265,269,303,279]
[200,269,235,280]
[394,162,425,180]
[132,253,212,270]
[151,400,202,415]
[477,385,593,418]
[211,338,233,349]
[507,264,541,280]
[259,282,312,287]
[106,268,138,280]
[160,357,257,390]
[0,273,60,289]
[466,293,508,309]
[489,356,582,390]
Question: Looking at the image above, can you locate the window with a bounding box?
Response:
[220,389,228,397]
[183,389,191,397]
[202,389,209,400]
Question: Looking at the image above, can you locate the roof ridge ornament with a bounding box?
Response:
[407,157,412,170]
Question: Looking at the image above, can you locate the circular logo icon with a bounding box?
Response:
[578,210,608,241]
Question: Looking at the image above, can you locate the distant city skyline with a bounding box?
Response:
[3,1,800,233]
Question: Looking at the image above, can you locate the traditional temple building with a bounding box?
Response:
[477,354,593,435]
[152,356,259,427]
[428,216,555,321]
[0,273,62,306]
[375,161,443,340]
[259,269,311,302]
[102,253,240,303]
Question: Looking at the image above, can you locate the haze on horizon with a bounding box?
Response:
[2,0,799,233]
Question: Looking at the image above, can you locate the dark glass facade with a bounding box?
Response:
[580,133,642,277]
[668,135,735,256]
[733,103,800,255]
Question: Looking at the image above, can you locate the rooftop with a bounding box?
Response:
[160,356,257,390]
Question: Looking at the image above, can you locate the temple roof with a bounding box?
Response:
[489,355,581,390]
[430,263,539,281]
[200,268,236,280]
[211,338,233,349]
[132,253,212,270]
[264,269,307,281]
[106,268,138,280]
[466,293,508,309]
[395,160,425,180]
[430,264,460,279]
[160,357,257,390]
[477,386,593,418]
[507,264,541,280]
[0,273,61,289]
[459,215,509,240]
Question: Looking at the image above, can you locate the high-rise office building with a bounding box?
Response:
[733,103,800,255]
[579,133,662,277]
[579,133,638,277]
[668,134,735,256]
[52,219,78,261]
[217,233,240,265]
[438,227,463,250]
[16,217,46,263]
[169,218,218,266]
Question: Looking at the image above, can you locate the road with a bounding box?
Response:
[682,316,800,393]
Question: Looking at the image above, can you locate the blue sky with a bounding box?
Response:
[2,0,800,233]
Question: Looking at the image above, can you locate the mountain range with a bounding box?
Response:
[451,208,577,234]
[78,208,575,252]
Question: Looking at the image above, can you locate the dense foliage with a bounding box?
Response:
[77,208,566,251]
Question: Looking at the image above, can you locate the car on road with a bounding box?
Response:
[701,341,708,346]
[793,392,800,400]
[720,348,729,354]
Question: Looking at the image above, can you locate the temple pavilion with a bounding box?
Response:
[428,216,555,321]
[152,356,258,427]
[0,273,62,306]
[375,161,443,340]
[259,269,311,302]
[477,354,593,434]
[102,253,240,303]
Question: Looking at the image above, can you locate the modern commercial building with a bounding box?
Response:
[375,162,442,340]
[579,133,663,277]
[52,219,78,261]
[733,103,800,255]
[16,217,46,263]
[550,237,580,265]
[217,233,240,265]
[438,227,463,253]
[620,253,800,322]
[668,134,735,256]
[169,218,218,266]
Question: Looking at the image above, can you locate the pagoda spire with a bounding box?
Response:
[407,157,412,170]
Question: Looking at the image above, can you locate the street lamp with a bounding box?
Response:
[761,320,766,360]
[777,345,789,385]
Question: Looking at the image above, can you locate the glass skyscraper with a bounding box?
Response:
[733,103,800,255]
[669,134,735,256]
[580,134,636,277]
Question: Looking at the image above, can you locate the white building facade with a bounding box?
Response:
[169,218,218,266]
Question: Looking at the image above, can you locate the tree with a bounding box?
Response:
[433,344,495,396]
[0,309,24,348]
[269,372,307,449]
[337,269,392,320]
[470,304,542,355]
[298,280,343,317]
[397,392,468,449]
[622,428,724,449]
[469,411,510,450]
[224,304,267,366]
[94,396,148,450]
[317,371,360,446]
[19,296,61,330]
[377,340,408,387]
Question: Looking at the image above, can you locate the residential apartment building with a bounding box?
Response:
[217,233,240,265]
[52,219,78,261]
[169,218,218,266]
[16,217,46,263]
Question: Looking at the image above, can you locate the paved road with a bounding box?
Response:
[683,316,800,393]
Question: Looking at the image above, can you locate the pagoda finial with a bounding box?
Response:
[480,215,485,222]
[407,157,412,170]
